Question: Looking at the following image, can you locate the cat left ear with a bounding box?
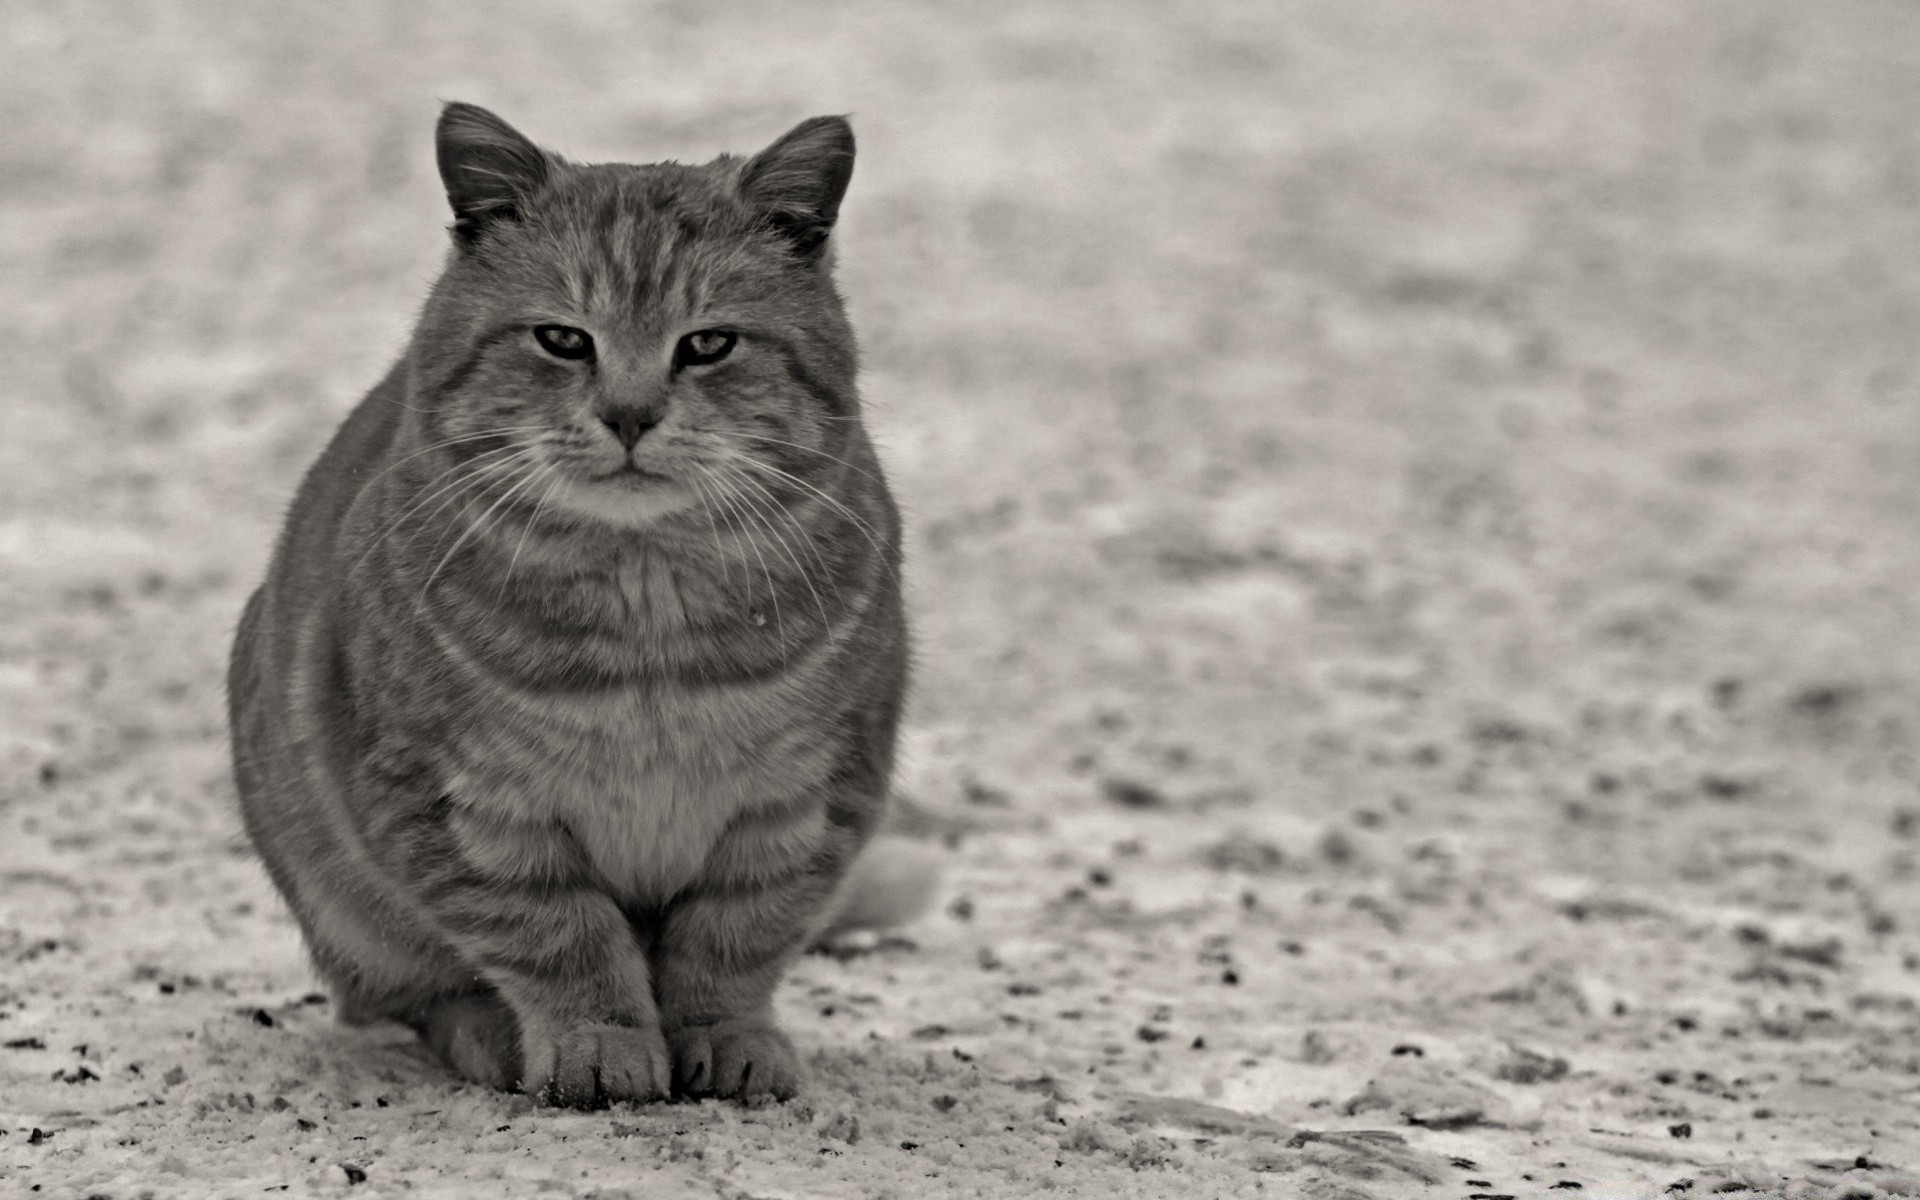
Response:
[436,102,551,244]
[740,116,855,262]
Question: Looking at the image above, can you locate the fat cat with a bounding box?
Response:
[227,103,917,1106]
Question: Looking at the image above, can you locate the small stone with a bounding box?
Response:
[1318,828,1357,865]
[820,1111,860,1144]
[1491,1044,1570,1084]
[1059,1118,1129,1154]
[1342,1058,1509,1130]
[1203,838,1285,875]
[1299,1030,1336,1064]
[662,1135,703,1162]
[1101,777,1164,809]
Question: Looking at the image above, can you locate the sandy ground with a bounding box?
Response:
[3,2,1919,1196]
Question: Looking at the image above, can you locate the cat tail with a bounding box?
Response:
[811,835,943,945]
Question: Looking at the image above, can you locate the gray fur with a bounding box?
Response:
[228,103,906,1106]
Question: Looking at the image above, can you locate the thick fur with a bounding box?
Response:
[228,103,907,1106]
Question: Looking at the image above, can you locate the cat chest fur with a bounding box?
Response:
[440,675,834,903]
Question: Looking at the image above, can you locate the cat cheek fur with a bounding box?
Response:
[229,103,912,1106]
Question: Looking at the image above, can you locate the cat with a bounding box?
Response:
[227,102,924,1107]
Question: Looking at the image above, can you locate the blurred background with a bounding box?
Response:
[2,1,1917,1194]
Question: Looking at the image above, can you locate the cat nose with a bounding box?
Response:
[598,404,662,451]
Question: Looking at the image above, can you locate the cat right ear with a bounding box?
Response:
[740,116,855,262]
[435,102,550,245]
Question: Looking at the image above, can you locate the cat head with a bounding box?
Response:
[408,102,861,529]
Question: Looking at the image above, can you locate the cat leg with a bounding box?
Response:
[273,858,476,1028]
[287,875,525,1090]
[377,803,671,1107]
[478,933,671,1108]
[652,868,840,1101]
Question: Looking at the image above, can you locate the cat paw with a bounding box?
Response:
[419,992,521,1090]
[668,1020,801,1100]
[538,1022,671,1108]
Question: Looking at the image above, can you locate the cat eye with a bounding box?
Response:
[533,324,594,360]
[675,330,737,369]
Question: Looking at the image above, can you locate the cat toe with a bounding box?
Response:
[669,1020,800,1101]
[543,1023,671,1107]
[596,1028,673,1103]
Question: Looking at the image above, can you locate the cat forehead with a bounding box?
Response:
[543,160,748,237]
[475,158,781,318]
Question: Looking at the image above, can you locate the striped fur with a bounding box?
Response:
[228,104,906,1105]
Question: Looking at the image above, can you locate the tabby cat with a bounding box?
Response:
[227,103,917,1107]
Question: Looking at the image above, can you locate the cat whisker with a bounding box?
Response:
[350,444,543,578]
[692,463,784,642]
[724,453,896,582]
[417,454,552,610]
[684,471,738,599]
[724,431,886,486]
[398,453,541,560]
[719,463,836,588]
[491,466,566,615]
[376,444,540,538]
[698,465,783,632]
[356,425,549,493]
[712,462,833,634]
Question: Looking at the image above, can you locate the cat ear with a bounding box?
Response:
[435,102,551,244]
[739,116,855,261]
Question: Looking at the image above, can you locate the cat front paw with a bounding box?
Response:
[536,1022,671,1108]
[418,992,521,1090]
[667,1019,801,1100]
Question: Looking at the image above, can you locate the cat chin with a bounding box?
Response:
[551,479,697,529]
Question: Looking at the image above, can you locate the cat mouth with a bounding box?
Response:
[556,463,694,526]
[591,463,675,486]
